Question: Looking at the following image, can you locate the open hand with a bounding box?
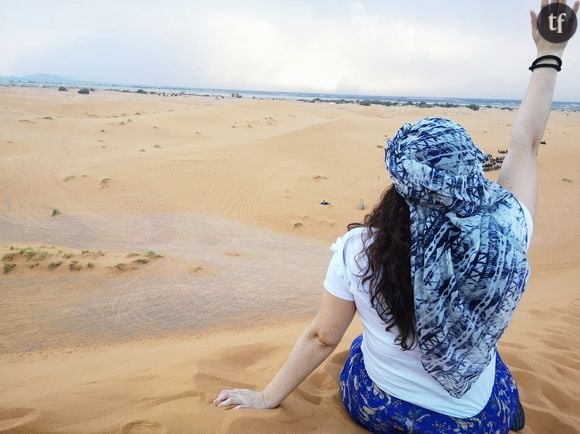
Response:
[213,388,274,409]
[530,0,579,56]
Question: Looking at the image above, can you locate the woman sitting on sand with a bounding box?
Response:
[214,1,578,432]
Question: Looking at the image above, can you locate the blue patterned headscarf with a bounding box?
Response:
[385,117,530,398]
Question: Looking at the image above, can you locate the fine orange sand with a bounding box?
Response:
[1,87,579,433]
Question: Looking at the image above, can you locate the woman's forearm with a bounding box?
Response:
[262,321,337,407]
[214,293,355,410]
[510,61,559,154]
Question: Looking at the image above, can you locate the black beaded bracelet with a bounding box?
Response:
[529,63,561,71]
[529,54,562,72]
[531,54,562,67]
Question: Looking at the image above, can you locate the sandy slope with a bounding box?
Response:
[1,87,579,433]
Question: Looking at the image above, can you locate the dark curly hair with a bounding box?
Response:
[347,184,416,350]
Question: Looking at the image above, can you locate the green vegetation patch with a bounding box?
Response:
[19,247,51,261]
[2,253,15,262]
[81,249,105,257]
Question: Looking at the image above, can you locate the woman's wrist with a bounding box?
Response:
[536,49,564,58]
[261,389,279,409]
[529,51,564,72]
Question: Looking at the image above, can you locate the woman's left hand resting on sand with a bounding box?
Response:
[213,291,356,409]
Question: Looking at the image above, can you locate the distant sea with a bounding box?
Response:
[2,77,579,112]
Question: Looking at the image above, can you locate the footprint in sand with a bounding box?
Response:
[225,417,312,434]
[120,420,165,434]
[142,390,199,407]
[0,407,37,432]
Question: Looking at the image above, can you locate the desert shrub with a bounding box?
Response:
[19,247,50,261]
[81,250,104,257]
[435,102,459,108]
[2,253,15,262]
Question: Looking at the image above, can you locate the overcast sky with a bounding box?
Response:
[1,0,579,100]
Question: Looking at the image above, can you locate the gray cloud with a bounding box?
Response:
[0,0,578,99]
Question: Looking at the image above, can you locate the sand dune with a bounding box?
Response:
[1,87,579,433]
[1,298,579,434]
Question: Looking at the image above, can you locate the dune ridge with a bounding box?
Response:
[1,87,579,433]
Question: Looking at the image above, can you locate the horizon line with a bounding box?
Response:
[2,73,580,105]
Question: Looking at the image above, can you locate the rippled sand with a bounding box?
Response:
[0,213,327,352]
[1,87,579,433]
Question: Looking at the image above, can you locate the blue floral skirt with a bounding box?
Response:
[339,335,520,434]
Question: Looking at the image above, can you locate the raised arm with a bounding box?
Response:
[497,0,579,218]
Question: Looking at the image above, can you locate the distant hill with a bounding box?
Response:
[0,73,81,84]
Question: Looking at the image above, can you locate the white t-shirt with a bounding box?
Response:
[323,201,533,418]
